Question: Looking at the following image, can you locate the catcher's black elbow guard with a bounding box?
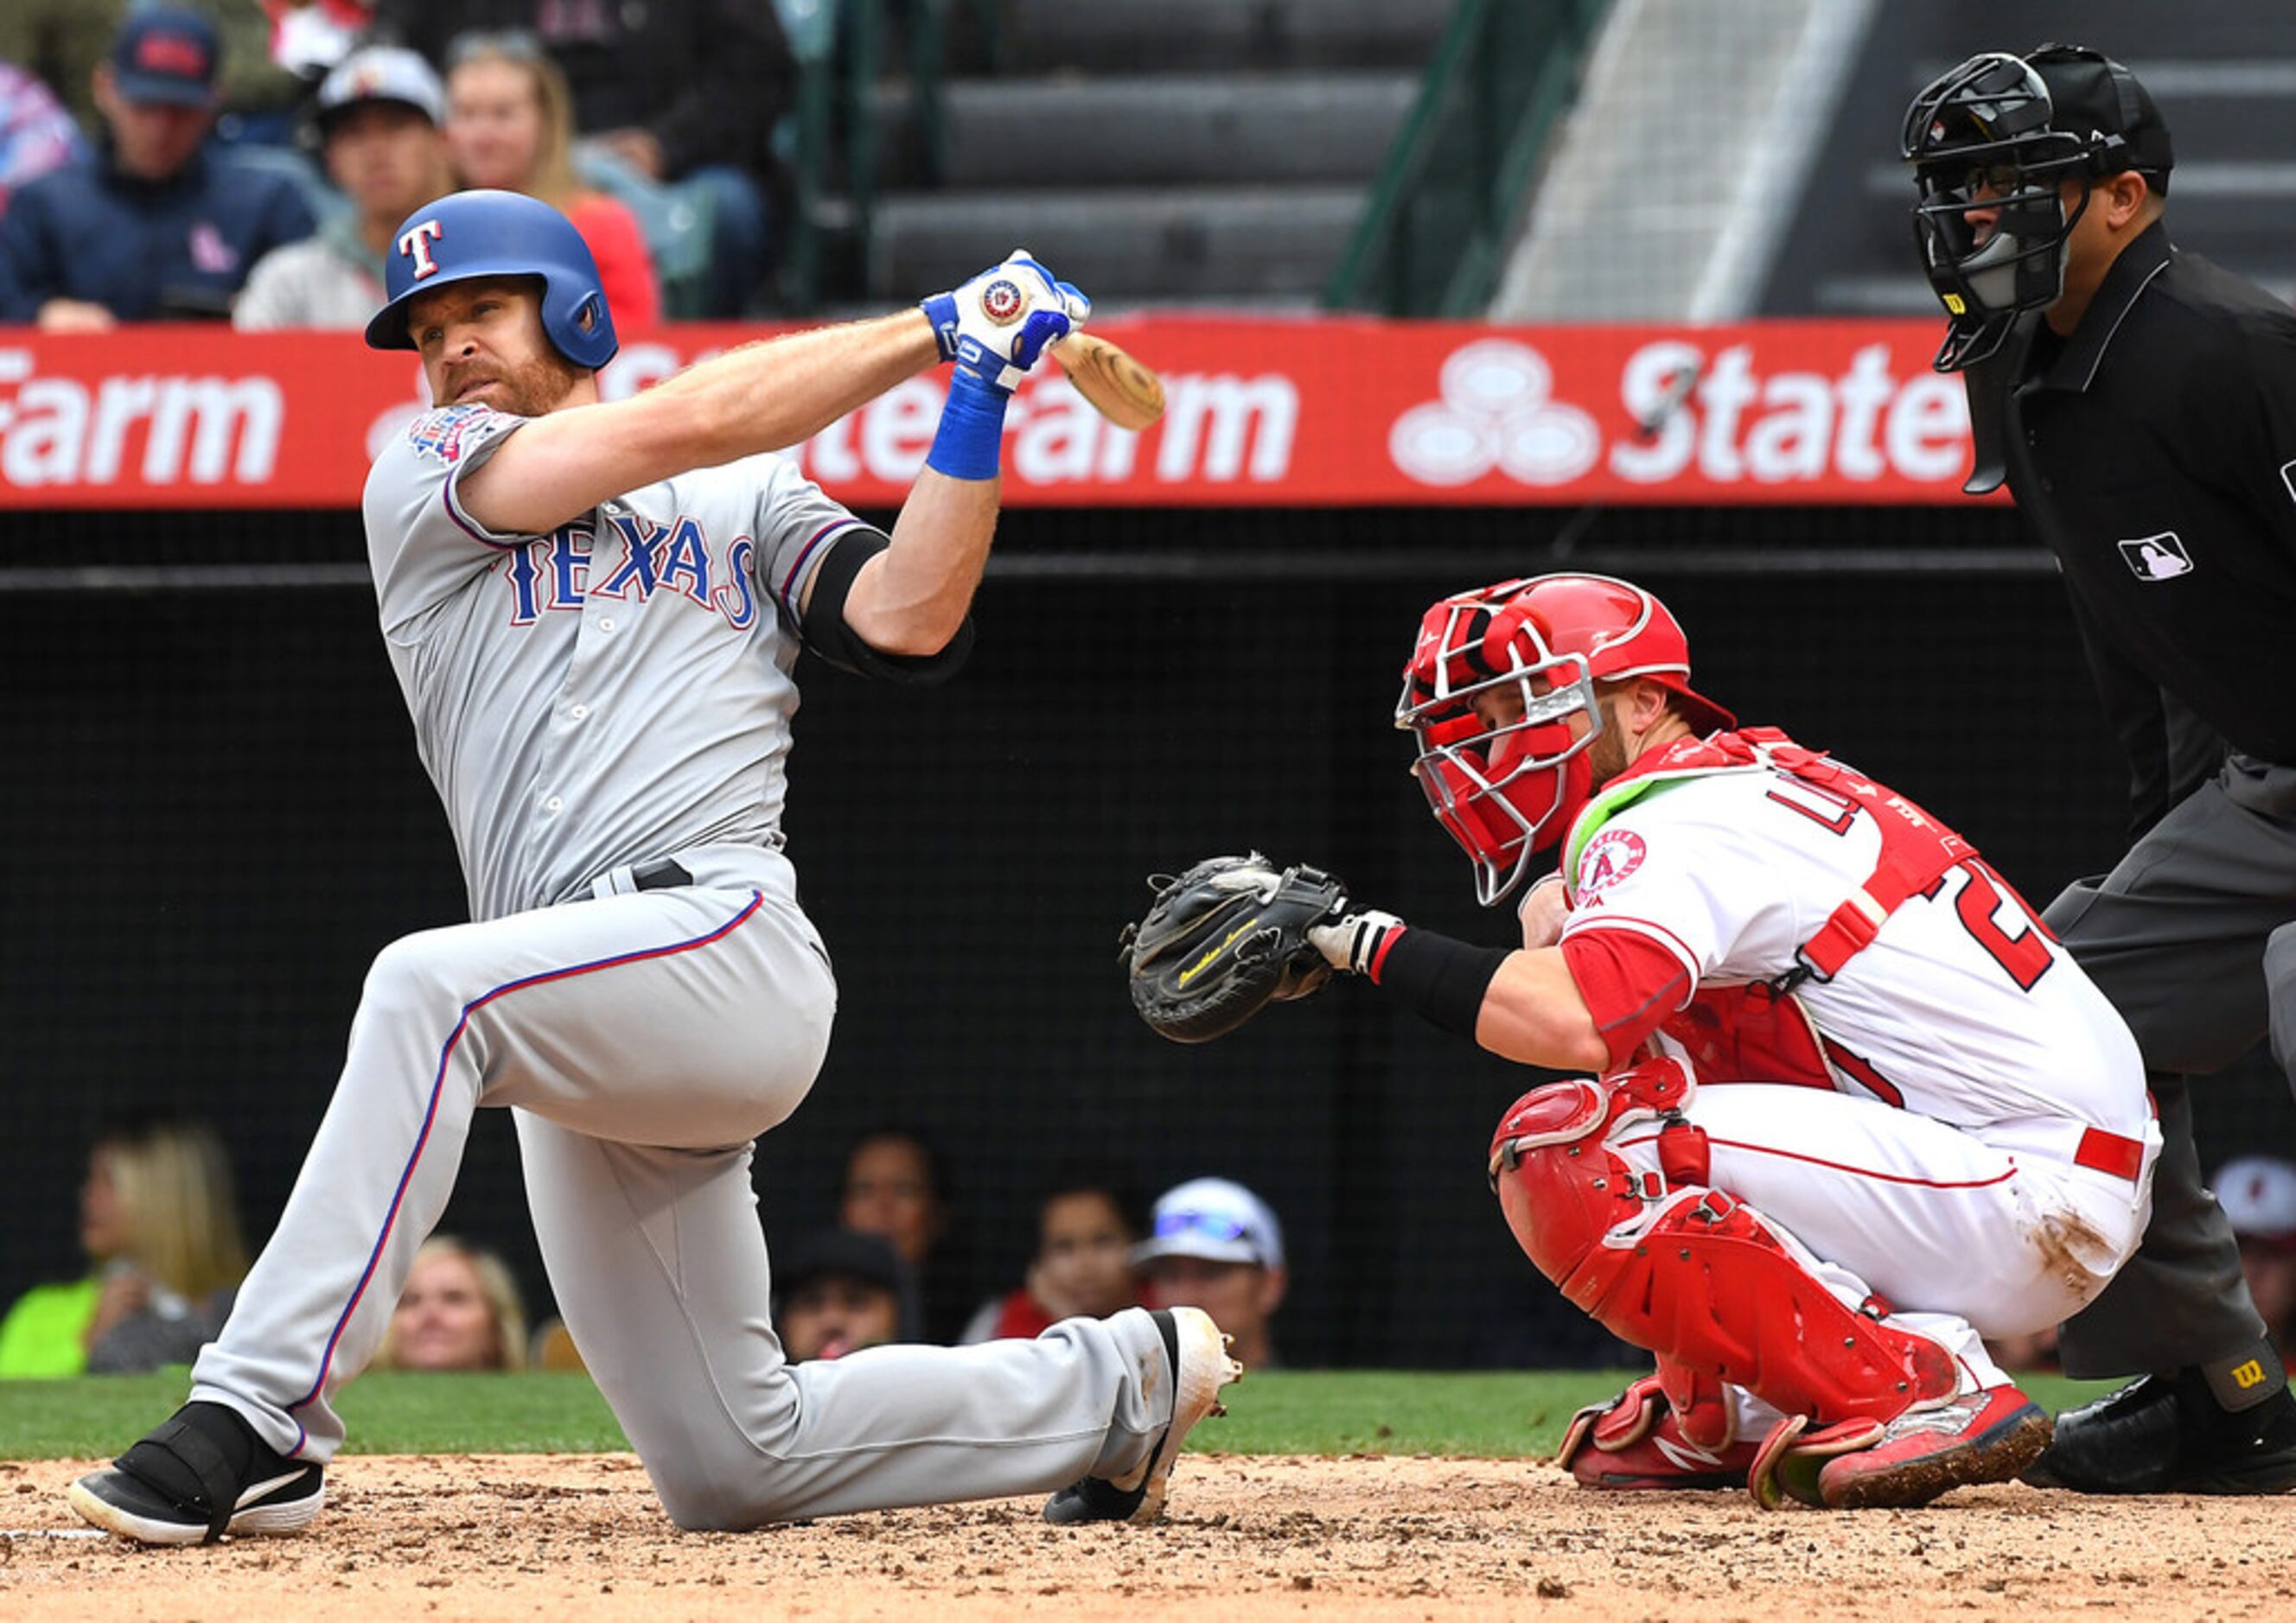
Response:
[1374,927,1510,1041]
[800,531,975,684]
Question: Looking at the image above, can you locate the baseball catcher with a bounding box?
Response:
[1137,572,2160,1512]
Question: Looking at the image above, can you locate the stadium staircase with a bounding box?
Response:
[785,0,1452,310]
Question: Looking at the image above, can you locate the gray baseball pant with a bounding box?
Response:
[2045,754,2296,1398]
[188,849,1173,1526]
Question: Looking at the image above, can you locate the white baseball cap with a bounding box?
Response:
[2216,1155,2296,1247]
[1132,1176,1285,1272]
[316,46,446,130]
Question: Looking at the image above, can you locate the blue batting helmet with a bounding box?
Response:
[365,189,617,369]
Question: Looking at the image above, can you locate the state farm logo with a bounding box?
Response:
[1389,340,1601,488]
[0,348,281,487]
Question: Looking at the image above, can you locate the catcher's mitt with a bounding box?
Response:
[1120,854,1348,1044]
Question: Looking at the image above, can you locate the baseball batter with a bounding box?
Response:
[67,189,1237,1545]
[1302,574,2159,1507]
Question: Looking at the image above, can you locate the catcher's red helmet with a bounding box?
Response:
[1396,573,1732,905]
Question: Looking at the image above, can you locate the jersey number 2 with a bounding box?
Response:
[1943,862,2055,991]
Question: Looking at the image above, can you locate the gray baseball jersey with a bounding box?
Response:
[183,402,1181,1526]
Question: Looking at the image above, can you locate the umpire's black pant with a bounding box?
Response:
[2046,753,2296,1382]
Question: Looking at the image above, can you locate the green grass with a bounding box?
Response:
[0,1368,2131,1462]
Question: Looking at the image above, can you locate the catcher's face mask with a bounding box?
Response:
[1397,575,1733,907]
[1396,584,1600,907]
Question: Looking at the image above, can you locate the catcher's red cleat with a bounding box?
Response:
[1757,1384,2054,1510]
[1558,1374,1759,1491]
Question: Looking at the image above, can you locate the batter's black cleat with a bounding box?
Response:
[68,1401,325,1545]
[1043,1307,1241,1525]
[2021,1369,2296,1494]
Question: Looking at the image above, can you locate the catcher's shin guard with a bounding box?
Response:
[1489,1065,1957,1441]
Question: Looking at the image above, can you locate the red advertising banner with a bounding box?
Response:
[0,315,1993,510]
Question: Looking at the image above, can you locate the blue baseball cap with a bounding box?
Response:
[110,7,221,109]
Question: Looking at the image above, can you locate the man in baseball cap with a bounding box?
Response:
[1134,1177,1287,1371]
[1909,41,2296,1498]
[108,7,223,110]
[235,46,453,329]
[0,5,315,328]
[772,1232,919,1362]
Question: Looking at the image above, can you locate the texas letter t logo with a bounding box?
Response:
[399,220,444,280]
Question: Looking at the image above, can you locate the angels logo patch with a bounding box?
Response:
[1577,828,1648,898]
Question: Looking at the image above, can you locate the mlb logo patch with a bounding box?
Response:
[2117,531,2193,581]
[406,404,488,464]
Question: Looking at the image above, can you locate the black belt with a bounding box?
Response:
[632,857,692,891]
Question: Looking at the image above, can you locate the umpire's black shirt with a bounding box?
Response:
[1964,220,2296,831]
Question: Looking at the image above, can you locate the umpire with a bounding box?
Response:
[1904,42,2296,1493]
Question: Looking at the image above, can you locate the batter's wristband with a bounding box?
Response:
[1371,926,1510,1041]
[927,368,1008,481]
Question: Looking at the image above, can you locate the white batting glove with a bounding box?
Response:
[1308,908,1405,976]
[921,250,1091,392]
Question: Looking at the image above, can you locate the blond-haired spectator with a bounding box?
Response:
[372,1237,528,1372]
[0,1112,248,1377]
[442,30,657,334]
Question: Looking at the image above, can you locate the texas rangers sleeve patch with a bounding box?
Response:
[406,404,495,465]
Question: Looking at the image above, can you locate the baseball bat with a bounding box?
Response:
[1049,332,1165,430]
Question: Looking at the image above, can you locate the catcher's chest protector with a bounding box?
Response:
[1570,728,1986,995]
[1489,1061,1956,1430]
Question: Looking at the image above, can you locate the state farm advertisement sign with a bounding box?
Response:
[0,316,1987,510]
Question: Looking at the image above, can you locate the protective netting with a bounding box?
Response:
[3,503,2286,1368]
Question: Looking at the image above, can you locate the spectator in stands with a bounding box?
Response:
[773,1231,916,1363]
[960,1166,1146,1343]
[838,1125,970,1343]
[0,1112,249,1378]
[441,30,658,334]
[367,0,788,315]
[371,1237,528,1372]
[2217,1155,2296,1349]
[0,62,83,225]
[0,8,315,328]
[235,45,449,329]
[0,1,307,146]
[1133,1176,1288,1372]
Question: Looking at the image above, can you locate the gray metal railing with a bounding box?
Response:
[1324,0,1608,317]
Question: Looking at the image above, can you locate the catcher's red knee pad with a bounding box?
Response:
[1488,1079,1648,1289]
[1487,1060,1708,1291]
